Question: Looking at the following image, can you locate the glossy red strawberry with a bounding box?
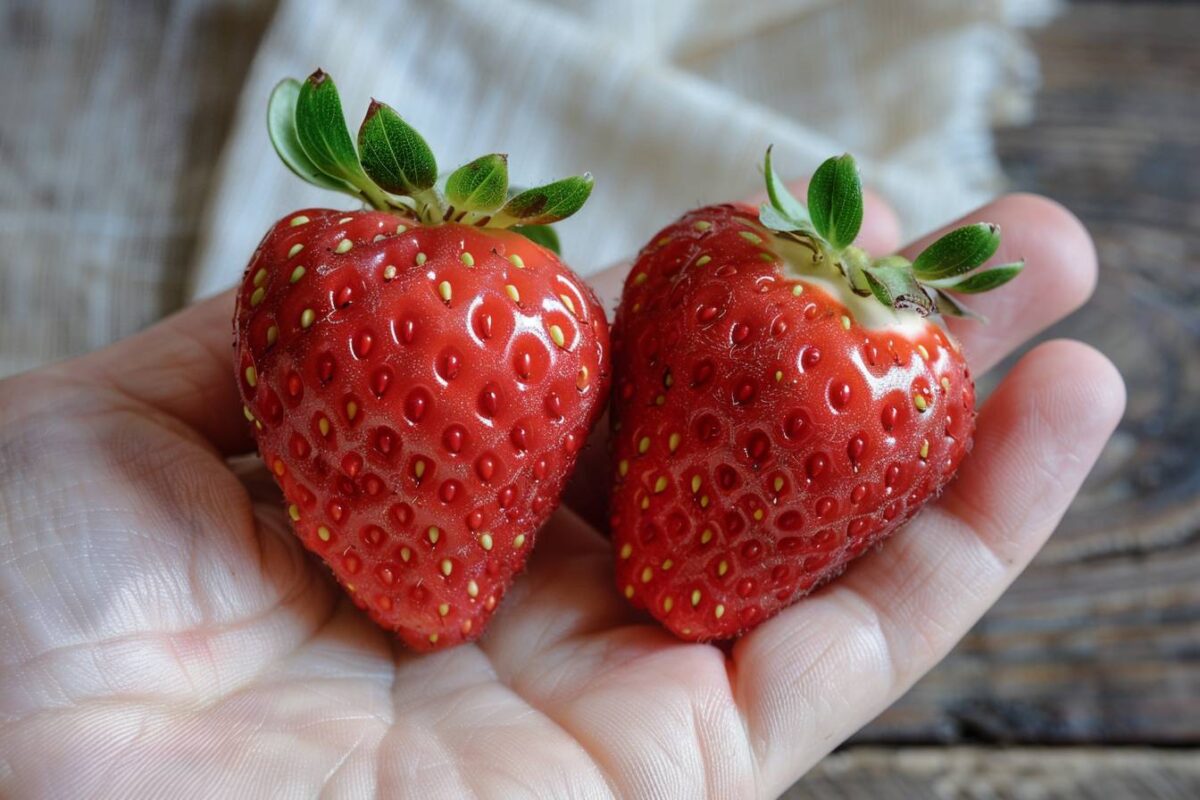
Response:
[610,149,1021,640]
[235,71,609,650]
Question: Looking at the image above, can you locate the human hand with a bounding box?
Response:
[0,188,1122,799]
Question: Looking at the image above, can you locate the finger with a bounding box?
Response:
[902,194,1097,375]
[733,340,1124,795]
[68,288,251,455]
[859,187,903,254]
[587,185,902,312]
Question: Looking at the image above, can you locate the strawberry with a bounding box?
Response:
[234,70,609,650]
[610,149,1022,640]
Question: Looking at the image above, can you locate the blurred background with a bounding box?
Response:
[2,0,1196,797]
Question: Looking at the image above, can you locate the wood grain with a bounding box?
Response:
[787,747,1200,800]
[848,0,1200,746]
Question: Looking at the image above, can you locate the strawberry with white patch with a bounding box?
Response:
[610,148,1022,641]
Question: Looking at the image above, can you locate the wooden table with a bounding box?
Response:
[790,2,1200,796]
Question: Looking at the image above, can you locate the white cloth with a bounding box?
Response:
[189,0,1057,298]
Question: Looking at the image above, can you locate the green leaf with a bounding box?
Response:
[935,290,986,321]
[807,154,863,250]
[512,224,560,254]
[493,174,593,226]
[763,146,811,227]
[938,261,1023,293]
[760,202,821,243]
[357,99,438,195]
[295,70,374,191]
[267,79,358,193]
[863,264,934,316]
[759,202,800,232]
[445,154,508,212]
[912,223,1001,280]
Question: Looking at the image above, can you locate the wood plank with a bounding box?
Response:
[787,747,1200,800]
[851,1,1200,745]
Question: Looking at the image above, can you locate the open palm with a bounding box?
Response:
[0,192,1122,799]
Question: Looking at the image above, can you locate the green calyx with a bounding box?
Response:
[759,146,1023,320]
[268,70,593,252]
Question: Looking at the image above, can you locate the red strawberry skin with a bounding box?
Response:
[610,203,974,640]
[234,208,610,650]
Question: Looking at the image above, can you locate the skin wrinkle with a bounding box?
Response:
[378,714,473,799]
[487,629,656,795]
[723,651,764,797]
[930,484,1021,567]
[192,696,277,795]
[481,555,643,677]
[76,706,153,799]
[178,475,212,632]
[292,705,392,731]
[62,375,225,463]
[571,647,739,796]
[377,650,476,798]
[186,580,339,711]
[689,701,712,800]
[494,625,667,699]
[524,576,604,657]
[733,634,819,763]
[163,632,208,699]
[688,682,759,800]
[949,466,1042,560]
[733,598,897,785]
[514,625,662,711]
[528,565,628,653]
[646,689,724,797]
[817,591,901,704]
[317,730,373,800]
[453,693,587,799]
[4,564,326,717]
[838,519,1002,685]
[0,418,130,547]
[80,300,250,455]
[498,672,623,799]
[51,416,238,638]
[471,632,620,797]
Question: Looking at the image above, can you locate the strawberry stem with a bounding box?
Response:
[267,69,593,241]
[758,147,1023,320]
